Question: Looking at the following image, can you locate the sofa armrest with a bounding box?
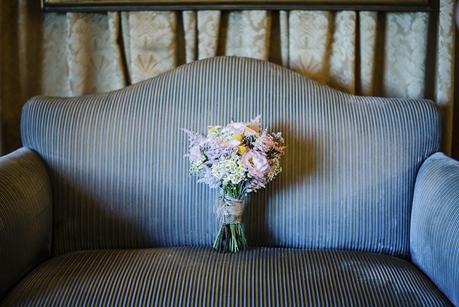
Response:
[0,148,52,298]
[411,152,459,305]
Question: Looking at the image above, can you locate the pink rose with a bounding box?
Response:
[242,150,270,178]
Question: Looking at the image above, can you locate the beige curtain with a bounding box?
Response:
[0,0,456,155]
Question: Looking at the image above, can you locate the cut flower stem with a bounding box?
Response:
[213,223,248,253]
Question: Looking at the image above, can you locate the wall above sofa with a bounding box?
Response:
[0,0,457,158]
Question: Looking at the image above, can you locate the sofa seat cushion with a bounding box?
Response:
[3,248,450,306]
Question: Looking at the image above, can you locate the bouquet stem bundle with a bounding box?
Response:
[213,193,248,253]
[213,223,247,253]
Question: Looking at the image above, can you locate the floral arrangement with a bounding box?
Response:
[185,116,285,253]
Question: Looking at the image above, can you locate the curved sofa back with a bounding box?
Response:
[21,57,441,256]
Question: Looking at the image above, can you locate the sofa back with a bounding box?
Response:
[21,57,440,257]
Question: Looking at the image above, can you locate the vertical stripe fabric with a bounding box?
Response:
[410,153,459,306]
[20,57,441,257]
[0,148,52,298]
[2,248,451,306]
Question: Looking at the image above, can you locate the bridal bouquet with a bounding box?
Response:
[185,116,285,253]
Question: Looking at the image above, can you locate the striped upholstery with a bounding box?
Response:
[0,148,52,298]
[21,56,441,257]
[411,153,459,306]
[2,248,451,306]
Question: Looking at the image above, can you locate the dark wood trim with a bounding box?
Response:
[354,11,361,95]
[216,11,228,56]
[452,23,459,159]
[42,0,435,12]
[176,12,187,66]
[424,0,439,100]
[374,11,386,96]
[117,15,132,86]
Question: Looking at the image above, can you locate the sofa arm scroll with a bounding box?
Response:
[411,152,459,305]
[0,148,52,298]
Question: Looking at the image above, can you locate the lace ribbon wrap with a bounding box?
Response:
[216,196,244,224]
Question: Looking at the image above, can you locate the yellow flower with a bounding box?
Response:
[233,133,243,141]
[237,145,248,155]
[208,125,222,136]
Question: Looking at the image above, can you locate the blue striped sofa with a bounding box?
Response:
[1,57,458,306]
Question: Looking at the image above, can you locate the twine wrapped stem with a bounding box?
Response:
[213,194,248,253]
[216,196,244,224]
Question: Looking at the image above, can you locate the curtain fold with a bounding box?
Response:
[225,11,271,60]
[67,12,127,95]
[383,12,429,98]
[127,12,177,84]
[182,11,196,63]
[0,0,456,155]
[197,11,220,60]
[329,11,356,94]
[289,11,332,85]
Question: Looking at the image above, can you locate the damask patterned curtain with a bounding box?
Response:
[0,0,456,155]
